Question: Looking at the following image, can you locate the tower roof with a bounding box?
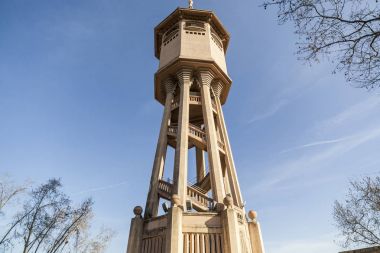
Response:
[154,8,230,59]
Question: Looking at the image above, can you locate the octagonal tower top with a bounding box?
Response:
[154,8,230,59]
[154,8,233,105]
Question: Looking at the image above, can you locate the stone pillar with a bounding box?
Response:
[212,80,244,207]
[248,211,265,253]
[221,197,242,253]
[196,147,206,183]
[166,194,183,253]
[172,68,192,208]
[126,207,144,253]
[199,69,226,203]
[144,78,176,218]
[223,169,232,198]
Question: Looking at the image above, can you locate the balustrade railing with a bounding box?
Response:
[188,124,206,142]
[188,177,208,195]
[158,180,172,195]
[168,124,225,152]
[183,233,224,253]
[158,179,212,209]
[141,235,165,253]
[171,95,217,111]
[167,126,177,135]
[189,95,201,103]
[187,185,213,208]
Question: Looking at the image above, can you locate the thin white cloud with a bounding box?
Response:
[280,136,354,154]
[252,126,380,193]
[270,175,338,192]
[252,95,380,192]
[247,63,329,125]
[314,95,380,135]
[248,99,289,124]
[72,180,128,196]
[267,235,340,253]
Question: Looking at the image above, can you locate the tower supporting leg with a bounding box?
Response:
[165,204,183,253]
[172,68,192,208]
[248,220,265,253]
[212,81,244,207]
[222,162,232,197]
[126,209,144,253]
[199,69,226,203]
[222,207,242,253]
[196,147,206,183]
[145,78,176,218]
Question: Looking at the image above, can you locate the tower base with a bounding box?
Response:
[126,205,265,253]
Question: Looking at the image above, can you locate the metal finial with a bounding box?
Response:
[188,0,193,9]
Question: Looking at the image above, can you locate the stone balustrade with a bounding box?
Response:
[187,185,214,209]
[188,124,207,142]
[171,95,217,111]
[158,179,213,211]
[183,232,224,253]
[168,124,225,154]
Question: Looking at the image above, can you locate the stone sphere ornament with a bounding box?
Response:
[248,210,257,220]
[171,194,181,206]
[214,202,225,213]
[223,195,233,208]
[133,206,143,216]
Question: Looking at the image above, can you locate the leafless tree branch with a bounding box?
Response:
[0,178,114,253]
[333,176,380,248]
[263,0,380,89]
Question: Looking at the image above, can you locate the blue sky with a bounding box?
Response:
[1,0,380,252]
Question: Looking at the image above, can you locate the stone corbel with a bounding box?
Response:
[211,79,224,99]
[176,67,193,88]
[161,77,177,98]
[197,69,215,88]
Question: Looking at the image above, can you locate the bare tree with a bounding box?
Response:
[263,0,380,89]
[334,176,380,248]
[0,179,114,253]
[0,176,26,213]
[73,227,115,253]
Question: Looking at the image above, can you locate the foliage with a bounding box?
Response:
[263,0,380,89]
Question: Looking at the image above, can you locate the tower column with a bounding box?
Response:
[172,67,192,208]
[166,195,183,253]
[126,207,144,253]
[212,80,244,207]
[222,207,243,253]
[196,148,206,183]
[248,211,266,253]
[199,69,226,203]
[145,78,176,218]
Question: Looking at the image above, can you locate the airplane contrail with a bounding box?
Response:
[72,180,129,196]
